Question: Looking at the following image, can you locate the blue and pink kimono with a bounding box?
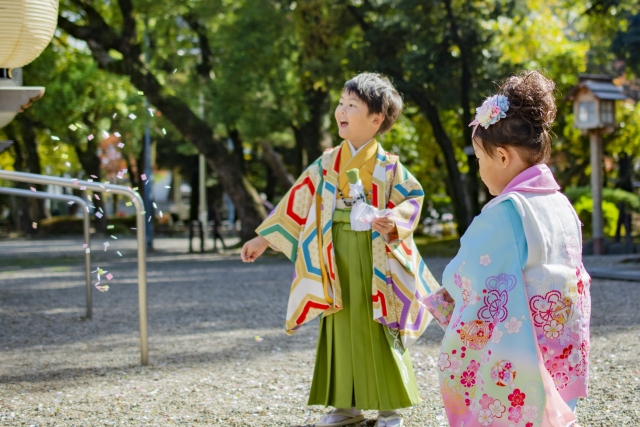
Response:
[423,164,591,427]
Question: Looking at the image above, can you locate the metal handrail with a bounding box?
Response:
[0,186,92,319]
[0,170,148,365]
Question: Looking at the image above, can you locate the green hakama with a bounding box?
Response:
[307,209,420,411]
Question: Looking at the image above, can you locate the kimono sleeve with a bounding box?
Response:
[255,158,322,262]
[421,200,528,330]
[388,161,424,242]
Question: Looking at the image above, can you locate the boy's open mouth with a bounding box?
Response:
[339,119,348,128]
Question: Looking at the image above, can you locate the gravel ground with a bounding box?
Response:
[0,238,639,426]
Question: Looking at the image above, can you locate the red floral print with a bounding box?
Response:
[508,389,526,407]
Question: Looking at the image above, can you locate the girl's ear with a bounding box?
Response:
[495,146,511,169]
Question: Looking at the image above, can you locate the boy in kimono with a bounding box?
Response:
[241,73,439,427]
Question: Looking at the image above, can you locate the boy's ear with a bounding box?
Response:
[371,112,384,126]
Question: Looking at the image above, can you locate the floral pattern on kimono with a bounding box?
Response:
[256,141,440,348]
[425,200,576,427]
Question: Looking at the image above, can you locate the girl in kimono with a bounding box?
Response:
[241,73,439,427]
[423,71,590,427]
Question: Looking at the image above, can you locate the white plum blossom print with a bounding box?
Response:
[489,399,506,418]
[543,319,564,340]
[522,404,539,422]
[477,409,494,426]
[480,254,492,267]
[469,398,482,414]
[469,290,481,305]
[438,352,451,371]
[447,355,463,374]
[504,316,523,334]
[491,328,504,344]
[568,347,582,367]
[481,350,492,364]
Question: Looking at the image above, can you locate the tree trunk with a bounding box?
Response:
[293,88,330,173]
[443,0,480,219]
[408,88,470,234]
[260,140,295,190]
[57,10,267,242]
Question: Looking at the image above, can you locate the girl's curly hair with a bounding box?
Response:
[474,70,557,165]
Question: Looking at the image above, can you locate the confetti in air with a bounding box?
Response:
[51,135,60,141]
[32,222,37,229]
[141,174,147,181]
[114,132,121,137]
[87,134,94,141]
[125,202,132,207]
[106,273,113,281]
[54,146,59,151]
[117,142,125,148]
[112,113,117,119]
[137,91,144,95]
[95,282,109,292]
[90,175,98,179]
[80,186,86,190]
[162,128,167,135]
[107,225,114,229]
[102,131,109,139]
[68,124,77,131]
[111,235,118,240]
[94,194,100,200]
[255,336,264,342]
[61,153,68,159]
[95,212,103,219]
[104,242,110,251]
[68,201,74,205]
[30,187,36,192]
[65,162,71,167]
[117,251,122,257]
[129,114,137,120]
[165,185,171,188]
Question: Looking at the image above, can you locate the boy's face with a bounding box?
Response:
[335,90,384,143]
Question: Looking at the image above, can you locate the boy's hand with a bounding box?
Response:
[372,216,397,237]
[241,236,270,262]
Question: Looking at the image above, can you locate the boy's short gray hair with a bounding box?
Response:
[343,73,403,134]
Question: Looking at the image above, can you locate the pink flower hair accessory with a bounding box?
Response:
[469,94,510,129]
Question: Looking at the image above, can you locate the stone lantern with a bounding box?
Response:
[0,0,59,129]
[567,74,628,255]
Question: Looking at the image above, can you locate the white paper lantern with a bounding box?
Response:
[0,0,59,69]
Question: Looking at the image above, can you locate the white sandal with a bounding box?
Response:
[315,409,365,427]
[375,414,404,427]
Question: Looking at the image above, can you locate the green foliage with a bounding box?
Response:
[572,196,620,237]
[564,186,640,210]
